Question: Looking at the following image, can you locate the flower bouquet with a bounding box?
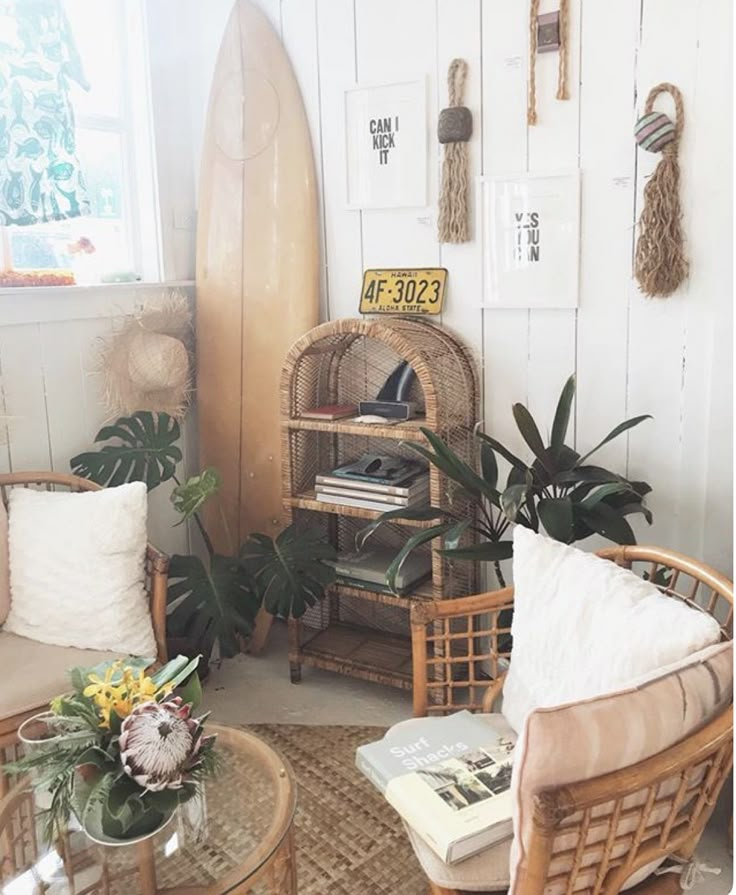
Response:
[9,655,216,845]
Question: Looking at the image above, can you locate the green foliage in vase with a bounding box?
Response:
[71,412,335,660]
[359,374,653,589]
[6,655,213,844]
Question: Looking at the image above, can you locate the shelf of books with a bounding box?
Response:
[280,317,478,690]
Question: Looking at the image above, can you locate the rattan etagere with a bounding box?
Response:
[280,317,478,689]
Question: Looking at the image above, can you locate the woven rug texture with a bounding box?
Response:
[245,724,426,895]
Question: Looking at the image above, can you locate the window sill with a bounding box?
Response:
[0,280,195,326]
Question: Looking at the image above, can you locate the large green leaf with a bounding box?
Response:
[538,497,575,543]
[70,411,181,491]
[356,505,448,551]
[512,402,551,470]
[554,465,625,486]
[479,442,499,492]
[411,429,500,505]
[171,468,222,523]
[476,432,529,476]
[576,415,653,466]
[385,523,454,593]
[550,374,576,457]
[167,553,260,658]
[579,503,636,545]
[580,482,634,510]
[240,525,336,619]
[501,480,531,522]
[439,540,514,562]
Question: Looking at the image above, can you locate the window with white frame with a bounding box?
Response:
[0,0,160,285]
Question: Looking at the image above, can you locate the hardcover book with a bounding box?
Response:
[315,472,428,497]
[315,482,428,506]
[333,546,431,593]
[331,454,426,486]
[356,711,516,864]
[300,403,358,420]
[316,491,428,514]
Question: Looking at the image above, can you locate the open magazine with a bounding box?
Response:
[356,710,516,864]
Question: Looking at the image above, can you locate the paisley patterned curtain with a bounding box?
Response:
[0,0,90,226]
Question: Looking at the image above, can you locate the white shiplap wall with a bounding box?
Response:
[0,0,730,573]
[0,285,195,556]
[188,0,733,574]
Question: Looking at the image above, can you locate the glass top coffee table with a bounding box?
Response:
[0,725,298,894]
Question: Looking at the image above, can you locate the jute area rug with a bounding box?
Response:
[245,724,426,895]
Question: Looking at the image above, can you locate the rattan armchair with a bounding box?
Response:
[0,472,169,795]
[410,545,733,895]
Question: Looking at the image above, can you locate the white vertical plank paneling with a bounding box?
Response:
[40,317,110,472]
[0,288,196,557]
[436,0,484,382]
[525,0,580,431]
[355,0,440,270]
[676,0,733,569]
[480,1,530,454]
[315,0,362,320]
[281,0,329,322]
[626,0,700,552]
[575,0,639,475]
[0,324,52,470]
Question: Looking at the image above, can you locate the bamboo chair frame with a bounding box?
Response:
[410,545,733,895]
[0,472,169,796]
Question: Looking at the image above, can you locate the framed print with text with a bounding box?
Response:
[345,80,427,209]
[480,171,581,308]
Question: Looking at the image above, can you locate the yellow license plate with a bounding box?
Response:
[359,268,447,315]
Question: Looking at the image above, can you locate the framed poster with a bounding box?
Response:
[480,171,581,308]
[345,80,427,209]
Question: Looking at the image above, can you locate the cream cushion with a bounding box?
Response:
[503,528,721,733]
[4,482,155,656]
[509,640,733,894]
[401,713,515,892]
[0,630,121,721]
[0,498,8,625]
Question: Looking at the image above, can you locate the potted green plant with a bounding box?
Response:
[71,412,336,665]
[359,374,653,589]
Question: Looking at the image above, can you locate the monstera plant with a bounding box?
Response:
[71,412,335,662]
[359,375,653,589]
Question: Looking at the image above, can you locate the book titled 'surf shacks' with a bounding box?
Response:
[356,710,516,864]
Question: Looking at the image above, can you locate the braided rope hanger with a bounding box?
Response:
[528,0,570,125]
[438,59,472,243]
[634,83,688,297]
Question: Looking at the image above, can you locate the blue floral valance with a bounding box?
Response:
[0,0,90,226]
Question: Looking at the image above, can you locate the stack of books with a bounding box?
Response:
[333,546,432,595]
[315,454,429,513]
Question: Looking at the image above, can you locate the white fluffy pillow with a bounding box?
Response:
[502,527,722,733]
[4,482,156,656]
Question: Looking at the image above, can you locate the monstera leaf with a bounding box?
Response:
[240,525,336,619]
[171,468,222,523]
[71,411,181,491]
[166,554,260,659]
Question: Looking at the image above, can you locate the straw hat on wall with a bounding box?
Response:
[98,291,193,420]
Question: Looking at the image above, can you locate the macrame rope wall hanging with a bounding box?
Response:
[633,82,688,298]
[528,0,570,125]
[438,59,472,243]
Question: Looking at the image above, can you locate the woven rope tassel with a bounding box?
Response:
[634,83,688,298]
[438,59,472,244]
[528,0,570,125]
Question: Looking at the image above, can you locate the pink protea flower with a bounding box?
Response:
[119,697,210,792]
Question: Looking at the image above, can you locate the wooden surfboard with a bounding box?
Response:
[196,0,319,585]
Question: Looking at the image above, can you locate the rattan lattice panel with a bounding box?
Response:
[281,318,479,689]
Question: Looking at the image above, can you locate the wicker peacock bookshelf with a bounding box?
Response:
[280,317,478,690]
